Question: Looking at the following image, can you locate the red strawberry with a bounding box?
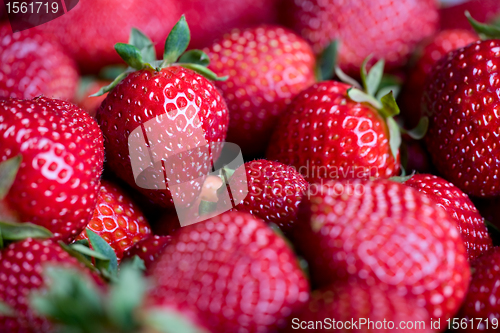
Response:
[283,0,438,75]
[35,0,181,73]
[404,174,492,261]
[0,238,99,332]
[76,180,151,261]
[122,234,171,270]
[182,0,279,49]
[230,159,308,233]
[0,23,78,101]
[285,279,432,332]
[0,97,104,243]
[146,211,309,333]
[440,0,500,32]
[399,29,478,128]
[458,247,500,332]
[205,25,316,156]
[423,39,500,197]
[266,80,400,183]
[292,178,470,323]
[95,19,229,211]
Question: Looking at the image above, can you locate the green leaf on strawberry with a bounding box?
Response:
[86,228,119,281]
[0,155,22,200]
[0,221,53,249]
[128,28,156,63]
[466,10,500,39]
[163,15,191,66]
[145,309,208,333]
[316,39,339,81]
[0,300,15,317]
[179,50,210,66]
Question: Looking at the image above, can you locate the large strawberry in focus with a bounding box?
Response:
[0,238,100,332]
[292,178,470,323]
[458,247,500,332]
[283,0,438,75]
[423,20,500,197]
[76,180,151,261]
[205,25,316,156]
[0,97,104,242]
[0,23,78,101]
[405,174,492,261]
[146,211,309,333]
[35,0,181,73]
[95,18,229,210]
[399,29,478,128]
[267,61,401,182]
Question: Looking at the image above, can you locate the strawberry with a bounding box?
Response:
[404,174,492,261]
[0,23,78,101]
[399,29,478,128]
[182,0,279,49]
[291,178,470,323]
[95,18,229,211]
[0,97,104,243]
[0,238,100,332]
[146,211,310,333]
[283,0,438,75]
[284,279,432,332]
[35,0,182,73]
[229,159,308,233]
[266,61,402,183]
[440,0,500,32]
[205,25,316,156]
[74,79,111,118]
[458,247,500,332]
[76,180,151,261]
[122,234,171,270]
[422,23,500,197]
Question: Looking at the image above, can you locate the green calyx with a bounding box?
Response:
[0,155,21,200]
[0,221,53,249]
[466,11,500,40]
[92,15,227,97]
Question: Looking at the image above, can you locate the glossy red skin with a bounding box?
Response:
[459,247,500,332]
[232,159,308,233]
[147,211,309,333]
[96,66,229,208]
[76,180,151,261]
[423,40,500,197]
[266,81,399,183]
[283,0,438,75]
[440,0,500,32]
[405,174,492,261]
[0,97,104,243]
[400,29,478,128]
[0,238,99,332]
[284,279,432,333]
[0,24,78,101]
[122,234,171,271]
[206,25,316,156]
[182,0,279,49]
[34,0,181,73]
[292,178,470,323]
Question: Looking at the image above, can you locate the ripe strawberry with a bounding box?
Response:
[423,39,500,197]
[146,211,309,333]
[76,180,151,261]
[0,97,104,243]
[285,279,432,332]
[266,78,400,183]
[458,247,500,332]
[35,0,181,73]
[0,23,78,101]
[399,29,478,128]
[122,234,171,270]
[229,159,308,233]
[283,0,438,75]
[205,25,316,156]
[0,238,99,332]
[95,18,229,209]
[440,0,500,32]
[182,0,279,49]
[404,174,492,261]
[292,178,470,322]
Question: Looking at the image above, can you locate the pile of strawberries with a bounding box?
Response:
[2,0,500,332]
